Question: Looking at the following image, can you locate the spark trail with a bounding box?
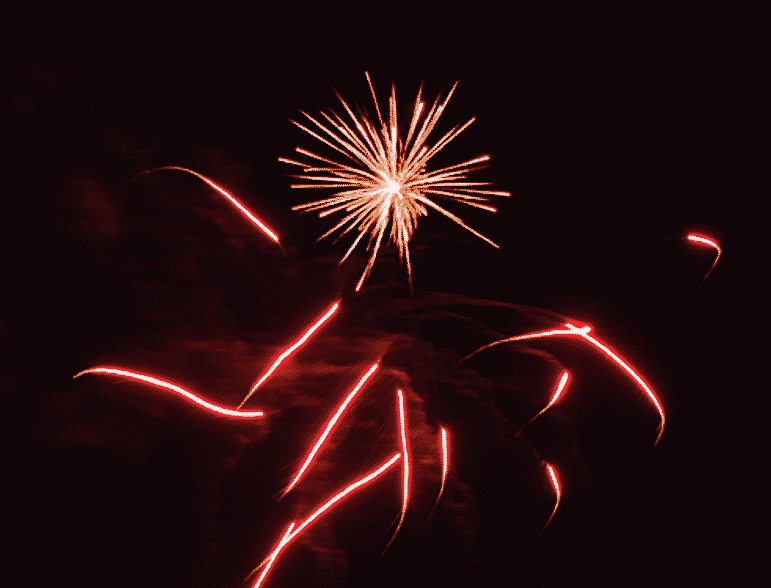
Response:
[461,323,665,445]
[248,453,402,587]
[686,233,722,287]
[383,388,410,554]
[281,72,509,291]
[539,463,561,537]
[428,426,449,523]
[72,367,264,418]
[514,370,570,438]
[279,362,380,498]
[239,301,341,409]
[133,166,280,243]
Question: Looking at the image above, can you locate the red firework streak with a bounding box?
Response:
[686,233,722,288]
[427,426,449,522]
[382,388,411,554]
[539,463,561,537]
[514,370,570,438]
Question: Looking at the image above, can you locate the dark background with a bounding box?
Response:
[7,6,759,587]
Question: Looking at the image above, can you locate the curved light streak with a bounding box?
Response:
[239,301,341,409]
[248,453,402,586]
[428,426,449,523]
[281,72,509,292]
[461,322,665,445]
[279,362,380,498]
[383,389,410,554]
[72,367,264,418]
[686,233,722,287]
[538,463,561,537]
[514,370,570,438]
[134,166,280,243]
[252,522,295,588]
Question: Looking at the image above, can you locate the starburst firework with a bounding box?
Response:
[280,72,510,291]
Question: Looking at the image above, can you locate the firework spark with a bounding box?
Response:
[72,367,265,418]
[280,72,509,291]
[515,370,570,438]
[134,166,280,244]
[239,301,341,409]
[279,362,380,499]
[461,322,665,445]
[252,522,295,588]
[428,426,449,522]
[383,388,410,554]
[686,233,722,287]
[539,463,561,537]
[247,453,402,586]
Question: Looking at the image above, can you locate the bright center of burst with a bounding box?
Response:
[384,178,402,197]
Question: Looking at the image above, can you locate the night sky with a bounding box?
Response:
[9,7,758,587]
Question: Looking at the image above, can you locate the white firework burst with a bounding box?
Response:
[279,72,510,291]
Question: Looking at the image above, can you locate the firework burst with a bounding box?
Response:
[280,72,510,291]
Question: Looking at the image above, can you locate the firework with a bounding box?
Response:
[686,233,722,287]
[383,388,411,554]
[539,463,561,537]
[514,370,570,438]
[428,426,449,523]
[280,72,509,291]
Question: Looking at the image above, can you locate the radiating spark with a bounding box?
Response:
[686,233,722,288]
[461,322,665,445]
[383,389,410,554]
[514,370,570,438]
[239,301,340,409]
[279,362,380,498]
[252,522,295,588]
[247,453,402,585]
[428,426,449,523]
[281,72,509,292]
[538,463,561,537]
[72,367,264,418]
[133,166,280,243]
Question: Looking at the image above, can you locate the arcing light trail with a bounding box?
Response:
[514,370,570,438]
[461,323,665,445]
[428,426,449,523]
[133,166,280,244]
[539,463,561,537]
[383,388,411,554]
[252,522,295,588]
[686,233,722,287]
[281,71,509,291]
[279,362,380,499]
[238,301,341,409]
[72,367,264,418]
[248,453,403,587]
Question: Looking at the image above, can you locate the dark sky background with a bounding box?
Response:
[8,7,759,588]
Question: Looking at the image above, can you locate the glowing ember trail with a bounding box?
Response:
[686,233,722,287]
[383,389,410,554]
[279,362,380,498]
[539,463,561,537]
[72,367,264,418]
[281,72,509,292]
[461,323,665,445]
[134,166,280,243]
[428,426,449,522]
[239,301,340,409]
[247,453,402,586]
[515,371,570,438]
[252,522,295,588]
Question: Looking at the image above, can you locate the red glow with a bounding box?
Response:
[239,301,340,409]
[515,370,571,438]
[280,362,380,498]
[463,324,665,445]
[383,389,410,553]
[428,426,449,522]
[249,453,402,586]
[686,233,722,287]
[72,367,264,418]
[252,522,295,588]
[539,463,561,536]
[135,167,280,243]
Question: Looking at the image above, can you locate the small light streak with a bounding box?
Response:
[383,389,410,554]
[133,166,280,243]
[428,426,449,523]
[538,462,561,537]
[72,367,264,418]
[279,362,380,498]
[282,72,509,292]
[462,323,665,445]
[239,301,341,409]
[247,453,402,586]
[514,370,571,438]
[252,522,295,588]
[686,233,722,287]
